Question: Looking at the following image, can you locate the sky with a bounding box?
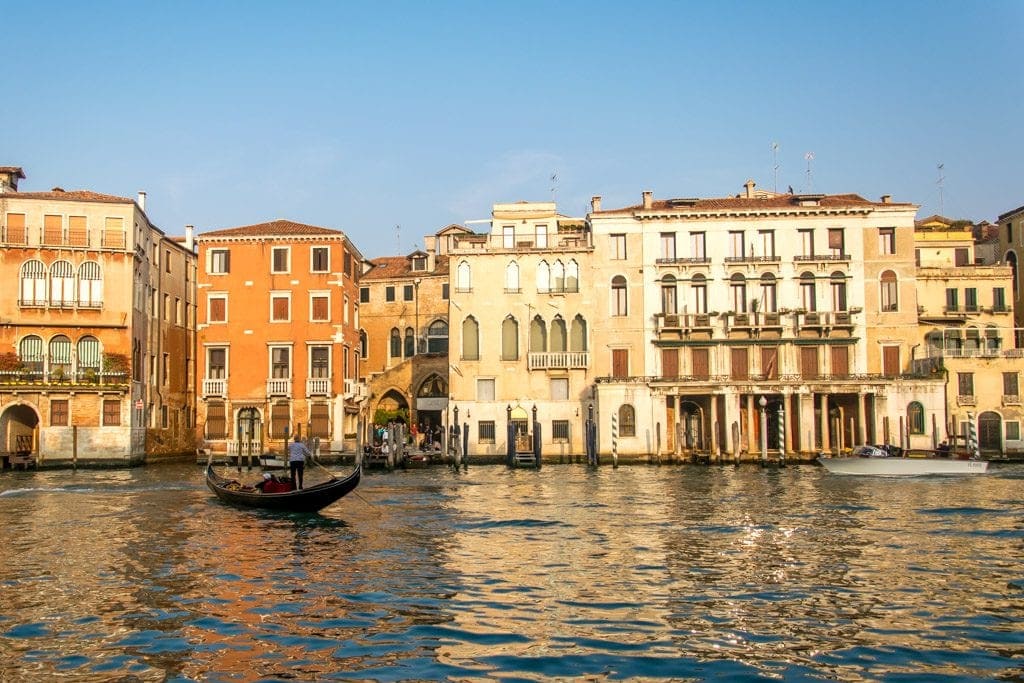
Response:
[5,1,1022,257]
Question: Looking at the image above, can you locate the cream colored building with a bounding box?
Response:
[448,202,593,460]
[587,182,943,461]
[996,203,1024,342]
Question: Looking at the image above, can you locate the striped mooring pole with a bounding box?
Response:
[611,412,618,468]
[966,412,980,459]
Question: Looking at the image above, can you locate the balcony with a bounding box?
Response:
[266,378,291,397]
[307,377,330,397]
[957,394,976,406]
[2,226,28,245]
[0,369,129,389]
[724,255,781,265]
[1002,395,1020,406]
[654,313,713,333]
[203,378,227,397]
[527,352,589,370]
[793,253,850,263]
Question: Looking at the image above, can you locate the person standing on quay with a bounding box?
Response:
[288,435,310,490]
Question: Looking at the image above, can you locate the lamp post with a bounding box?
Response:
[759,395,768,466]
[414,278,421,355]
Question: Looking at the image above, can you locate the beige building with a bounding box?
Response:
[447,202,593,460]
[996,203,1024,344]
[0,166,196,465]
[587,182,942,461]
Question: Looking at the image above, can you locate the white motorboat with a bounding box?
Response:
[818,445,989,476]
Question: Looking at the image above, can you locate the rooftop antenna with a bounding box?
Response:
[771,142,780,193]
[550,171,558,205]
[937,163,945,215]
[804,152,815,192]
[395,224,401,254]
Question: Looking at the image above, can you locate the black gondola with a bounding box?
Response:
[206,463,361,513]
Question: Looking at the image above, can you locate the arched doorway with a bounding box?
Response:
[237,407,262,452]
[1,403,39,456]
[978,411,1002,453]
[415,375,448,439]
[679,400,705,450]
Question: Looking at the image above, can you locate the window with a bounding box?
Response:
[994,287,1006,311]
[271,247,290,273]
[551,261,565,292]
[311,246,330,272]
[552,420,570,442]
[728,231,745,258]
[78,262,103,307]
[550,377,569,400]
[692,275,708,314]
[760,274,777,312]
[965,288,978,312]
[359,330,368,359]
[46,336,70,378]
[550,317,567,352]
[385,286,395,302]
[412,255,427,271]
[800,272,817,311]
[880,270,898,311]
[801,346,819,379]
[565,260,579,292]
[43,214,62,244]
[503,225,515,249]
[831,346,850,378]
[360,287,370,303]
[442,283,449,300]
[730,274,747,312]
[206,401,227,438]
[505,261,520,292]
[883,345,900,377]
[689,232,706,260]
[758,230,775,259]
[529,317,547,353]
[404,327,415,357]
[270,293,291,322]
[209,249,230,274]
[390,328,401,359]
[310,345,330,378]
[1003,372,1018,397]
[310,403,330,438]
[661,276,677,314]
[403,284,414,301]
[310,294,330,322]
[501,317,519,360]
[270,402,290,438]
[660,233,676,260]
[51,399,68,427]
[78,336,101,375]
[830,272,846,311]
[479,421,496,443]
[270,347,291,378]
[535,225,548,248]
[611,234,627,259]
[955,248,970,266]
[19,335,43,374]
[20,260,47,306]
[208,294,227,323]
[570,315,587,352]
[878,228,896,255]
[175,298,182,325]
[6,213,26,242]
[427,320,449,354]
[958,372,974,397]
[103,399,121,426]
[827,228,845,256]
[462,317,479,360]
[208,347,227,378]
[946,288,959,312]
[1007,422,1021,441]
[730,347,749,380]
[617,405,636,437]
[165,250,172,274]
[50,260,75,307]
[612,276,628,316]
[662,348,679,378]
[344,251,353,276]
[799,229,814,258]
[162,353,169,386]
[762,346,779,379]
[691,348,709,380]
[908,402,925,434]
[457,261,471,292]
[476,378,495,401]
[612,348,628,378]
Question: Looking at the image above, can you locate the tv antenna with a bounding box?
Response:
[937,163,945,215]
[395,224,401,253]
[771,142,780,193]
[550,171,559,204]
[804,152,815,192]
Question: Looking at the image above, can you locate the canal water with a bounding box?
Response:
[0,462,1022,682]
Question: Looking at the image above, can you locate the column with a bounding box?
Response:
[857,392,867,445]
[746,394,756,454]
[819,393,830,452]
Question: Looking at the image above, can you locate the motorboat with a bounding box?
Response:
[818,445,989,476]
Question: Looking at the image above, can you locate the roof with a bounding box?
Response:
[0,166,26,178]
[998,204,1024,221]
[200,219,344,238]
[7,188,133,203]
[593,193,914,216]
[362,254,449,280]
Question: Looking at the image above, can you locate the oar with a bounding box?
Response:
[311,454,379,514]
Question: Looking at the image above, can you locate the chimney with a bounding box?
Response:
[185,224,194,251]
[881,194,892,204]
[744,179,756,199]
[137,191,147,212]
[642,190,653,209]
[590,195,602,213]
[0,166,25,193]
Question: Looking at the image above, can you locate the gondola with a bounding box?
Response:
[206,463,361,512]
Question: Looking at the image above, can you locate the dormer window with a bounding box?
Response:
[412,255,426,271]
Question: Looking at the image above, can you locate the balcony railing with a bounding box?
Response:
[203,378,227,397]
[527,352,589,370]
[655,256,711,265]
[307,377,330,396]
[266,378,291,397]
[793,253,850,262]
[0,369,128,387]
[1002,395,1020,406]
[957,394,976,406]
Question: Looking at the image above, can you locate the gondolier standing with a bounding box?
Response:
[288,435,311,490]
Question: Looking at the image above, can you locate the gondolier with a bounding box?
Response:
[288,435,311,490]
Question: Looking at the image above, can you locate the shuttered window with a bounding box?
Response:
[51,399,69,427]
[692,348,709,380]
[612,349,629,378]
[761,346,779,379]
[209,296,226,323]
[310,403,330,438]
[103,399,121,426]
[206,401,227,438]
[43,214,62,244]
[311,295,329,321]
[271,295,290,322]
[68,215,88,246]
[801,346,819,379]
[270,402,290,438]
[50,260,75,306]
[78,262,103,307]
[883,346,900,377]
[731,347,749,380]
[6,213,26,242]
[662,348,679,378]
[831,346,850,378]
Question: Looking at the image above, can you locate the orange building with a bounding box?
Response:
[0,166,197,465]
[195,220,366,458]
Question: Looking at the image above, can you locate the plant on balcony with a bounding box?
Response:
[103,353,130,377]
[373,407,408,426]
[0,352,21,372]
[50,366,65,383]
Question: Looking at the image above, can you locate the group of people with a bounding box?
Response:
[254,434,311,492]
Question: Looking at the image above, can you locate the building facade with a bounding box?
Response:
[0,167,196,465]
[195,220,365,458]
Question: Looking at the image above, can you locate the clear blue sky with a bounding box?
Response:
[5,1,1022,257]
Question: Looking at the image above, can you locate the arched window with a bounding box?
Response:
[359,329,368,358]
[426,319,448,354]
[612,275,628,316]
[830,271,847,311]
[529,316,547,353]
[759,273,777,312]
[19,335,44,374]
[457,261,471,292]
[691,274,707,314]
[505,261,519,292]
[389,328,401,359]
[501,316,519,360]
[77,335,101,375]
[880,270,898,311]
[618,404,636,437]
[985,325,1001,352]
[565,260,579,293]
[50,260,75,307]
[907,401,925,435]
[20,260,46,306]
[404,327,415,357]
[78,261,103,307]
[570,315,588,352]
[462,316,479,360]
[551,260,565,292]
[800,272,817,311]
[964,326,980,352]
[550,316,567,352]
[661,275,677,314]
[730,273,747,312]
[536,260,550,293]
[49,335,72,377]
